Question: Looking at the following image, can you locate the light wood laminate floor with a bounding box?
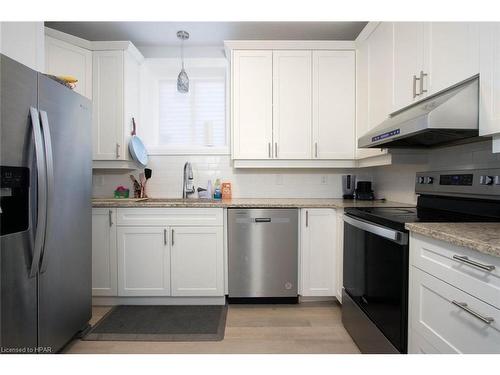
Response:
[64,301,360,354]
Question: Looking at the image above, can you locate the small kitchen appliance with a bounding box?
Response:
[342,175,356,199]
[354,181,374,200]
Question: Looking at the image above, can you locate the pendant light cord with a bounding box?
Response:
[181,37,185,69]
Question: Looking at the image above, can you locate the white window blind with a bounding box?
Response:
[158,77,226,147]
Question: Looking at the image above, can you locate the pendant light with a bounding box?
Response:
[177,30,189,93]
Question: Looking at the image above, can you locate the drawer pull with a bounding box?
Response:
[452,300,494,324]
[452,255,496,272]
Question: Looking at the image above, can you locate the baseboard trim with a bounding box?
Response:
[299,296,338,303]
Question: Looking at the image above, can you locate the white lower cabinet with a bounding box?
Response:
[91,208,117,296]
[300,209,337,297]
[410,267,500,354]
[409,233,500,354]
[117,226,171,296]
[170,226,224,297]
[92,208,224,299]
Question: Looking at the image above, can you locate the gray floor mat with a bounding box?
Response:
[83,305,227,342]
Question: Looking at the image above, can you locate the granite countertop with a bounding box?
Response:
[405,222,500,258]
[92,197,415,209]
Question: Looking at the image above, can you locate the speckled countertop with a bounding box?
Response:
[92,197,415,209]
[405,222,500,258]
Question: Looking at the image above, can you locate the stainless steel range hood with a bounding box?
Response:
[358,75,480,149]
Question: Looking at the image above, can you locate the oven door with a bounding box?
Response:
[343,214,409,353]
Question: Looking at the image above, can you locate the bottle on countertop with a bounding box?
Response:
[206,180,213,199]
[213,178,222,200]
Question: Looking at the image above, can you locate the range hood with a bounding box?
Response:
[358,75,480,149]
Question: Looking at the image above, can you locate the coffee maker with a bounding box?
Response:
[342,175,356,199]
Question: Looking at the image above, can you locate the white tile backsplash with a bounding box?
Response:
[371,140,500,204]
[92,155,372,199]
[93,141,499,202]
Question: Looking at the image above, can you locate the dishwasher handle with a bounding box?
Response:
[254,218,271,223]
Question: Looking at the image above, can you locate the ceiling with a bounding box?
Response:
[45,22,367,46]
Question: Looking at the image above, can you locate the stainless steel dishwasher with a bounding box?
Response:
[228,208,298,302]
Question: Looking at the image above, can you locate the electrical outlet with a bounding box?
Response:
[93,175,104,186]
[275,174,284,185]
[320,175,328,185]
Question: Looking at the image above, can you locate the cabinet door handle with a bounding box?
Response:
[171,229,175,246]
[412,75,420,99]
[164,228,167,245]
[116,143,121,158]
[452,255,495,272]
[268,142,272,158]
[305,210,309,227]
[314,142,318,158]
[451,301,494,324]
[275,142,278,158]
[108,210,113,227]
[419,70,428,95]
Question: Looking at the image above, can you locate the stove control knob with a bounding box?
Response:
[480,175,494,185]
[424,176,434,184]
[418,176,425,184]
[495,176,500,185]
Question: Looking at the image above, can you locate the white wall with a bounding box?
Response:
[93,155,371,198]
[371,140,500,204]
[0,22,45,71]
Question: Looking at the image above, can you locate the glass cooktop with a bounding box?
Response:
[345,204,500,231]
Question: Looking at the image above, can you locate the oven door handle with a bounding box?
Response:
[343,215,408,245]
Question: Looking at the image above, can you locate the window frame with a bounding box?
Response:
[142,57,230,156]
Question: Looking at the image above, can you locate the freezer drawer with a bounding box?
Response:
[228,208,298,298]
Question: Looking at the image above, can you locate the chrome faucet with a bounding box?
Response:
[182,162,195,199]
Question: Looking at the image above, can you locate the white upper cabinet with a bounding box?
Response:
[393,22,480,112]
[93,50,125,160]
[230,44,356,165]
[423,23,480,95]
[231,50,273,159]
[312,51,355,159]
[355,36,370,158]
[368,23,394,129]
[355,23,391,159]
[92,47,143,162]
[45,35,92,99]
[479,23,500,140]
[393,22,425,110]
[273,50,312,159]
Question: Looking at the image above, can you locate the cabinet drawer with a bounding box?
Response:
[408,329,441,354]
[410,233,500,308]
[410,267,500,354]
[116,208,223,227]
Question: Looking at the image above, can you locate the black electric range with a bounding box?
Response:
[346,194,500,232]
[342,168,500,355]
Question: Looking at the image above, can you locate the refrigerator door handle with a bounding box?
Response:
[29,107,47,278]
[38,110,55,274]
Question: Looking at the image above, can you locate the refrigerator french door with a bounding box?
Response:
[0,54,92,353]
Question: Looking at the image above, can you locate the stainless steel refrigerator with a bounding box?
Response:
[0,54,92,353]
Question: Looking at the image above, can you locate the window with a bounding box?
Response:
[158,77,226,149]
